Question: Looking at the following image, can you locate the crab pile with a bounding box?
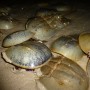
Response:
[0,2,90,90]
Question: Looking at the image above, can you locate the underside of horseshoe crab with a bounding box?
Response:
[37,56,89,90]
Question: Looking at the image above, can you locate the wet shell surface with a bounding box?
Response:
[0,16,14,30]
[2,30,34,47]
[2,41,52,69]
[50,36,84,62]
[26,15,70,41]
[79,32,90,55]
[41,14,70,29]
[38,56,89,90]
[26,17,57,41]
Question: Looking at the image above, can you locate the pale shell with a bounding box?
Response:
[2,41,52,69]
[26,17,57,41]
[0,16,13,30]
[26,15,70,41]
[38,56,89,90]
[50,36,84,61]
[79,32,90,54]
[2,30,34,47]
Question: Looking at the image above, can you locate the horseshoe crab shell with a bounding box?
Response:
[2,41,52,69]
[0,6,11,16]
[0,16,14,30]
[26,17,57,41]
[79,32,90,55]
[38,56,89,90]
[26,15,70,41]
[2,30,34,47]
[50,36,84,62]
[41,14,70,29]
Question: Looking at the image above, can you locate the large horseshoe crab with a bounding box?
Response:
[37,56,89,90]
[2,41,52,69]
[25,14,70,41]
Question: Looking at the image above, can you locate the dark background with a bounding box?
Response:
[0,0,90,6]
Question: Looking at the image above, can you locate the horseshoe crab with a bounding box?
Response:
[2,41,52,69]
[37,56,89,90]
[26,14,70,41]
[79,32,90,58]
[2,30,34,47]
[50,35,85,62]
[0,16,14,30]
